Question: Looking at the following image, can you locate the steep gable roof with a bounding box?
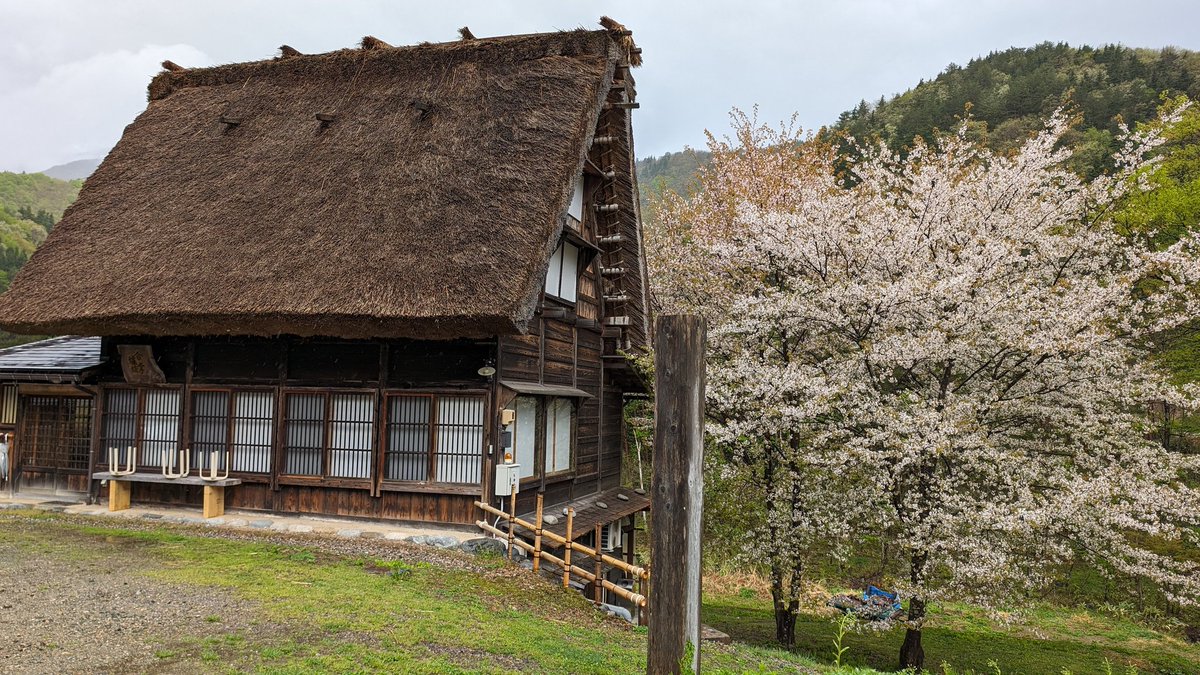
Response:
[0,24,641,339]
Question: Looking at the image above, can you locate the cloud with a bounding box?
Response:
[0,44,212,173]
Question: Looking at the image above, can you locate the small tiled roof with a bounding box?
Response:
[0,336,103,373]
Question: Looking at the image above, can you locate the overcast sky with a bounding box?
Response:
[2,0,1199,173]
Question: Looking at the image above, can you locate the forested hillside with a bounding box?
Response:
[835,42,1200,176]
[0,172,81,346]
[636,149,710,205]
[637,43,1200,195]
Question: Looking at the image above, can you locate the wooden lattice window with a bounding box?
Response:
[17,395,93,471]
[101,387,182,469]
[189,389,275,473]
[282,391,374,479]
[382,393,484,485]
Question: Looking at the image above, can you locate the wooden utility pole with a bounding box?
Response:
[647,315,706,674]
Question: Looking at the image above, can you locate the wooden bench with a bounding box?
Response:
[92,472,242,518]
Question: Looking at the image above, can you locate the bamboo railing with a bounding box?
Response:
[475,496,649,609]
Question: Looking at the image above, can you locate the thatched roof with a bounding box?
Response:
[0,23,641,339]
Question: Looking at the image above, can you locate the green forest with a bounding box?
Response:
[638,42,1200,196]
[0,171,80,346]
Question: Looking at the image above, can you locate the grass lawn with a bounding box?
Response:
[5,512,1195,674]
[0,512,829,674]
[702,586,1200,674]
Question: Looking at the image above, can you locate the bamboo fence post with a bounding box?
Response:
[533,492,544,573]
[507,490,517,561]
[593,524,604,603]
[639,570,649,626]
[563,507,575,589]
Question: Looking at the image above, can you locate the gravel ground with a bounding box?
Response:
[0,511,503,674]
[0,516,256,675]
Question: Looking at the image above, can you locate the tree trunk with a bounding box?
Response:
[769,562,799,647]
[773,600,798,647]
[898,596,926,671]
[772,598,792,648]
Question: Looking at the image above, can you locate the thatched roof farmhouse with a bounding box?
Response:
[0,18,650,548]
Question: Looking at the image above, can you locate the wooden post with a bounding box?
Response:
[563,507,575,588]
[533,492,544,573]
[108,479,131,512]
[507,490,518,561]
[647,315,706,675]
[593,524,604,603]
[203,485,225,519]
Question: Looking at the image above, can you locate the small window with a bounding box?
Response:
[382,393,485,485]
[101,387,183,469]
[544,398,573,474]
[0,384,17,426]
[511,396,575,481]
[544,241,582,303]
[283,391,374,479]
[384,396,432,481]
[189,389,275,473]
[513,396,537,478]
[434,396,484,484]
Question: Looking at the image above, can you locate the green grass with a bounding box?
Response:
[7,512,1196,674]
[0,514,826,674]
[702,586,1200,674]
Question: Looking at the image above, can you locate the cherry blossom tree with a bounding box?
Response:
[648,108,1200,670]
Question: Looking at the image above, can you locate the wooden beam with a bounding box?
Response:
[108,479,131,512]
[647,315,706,675]
[203,485,225,518]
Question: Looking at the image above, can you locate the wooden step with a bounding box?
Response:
[605,316,632,326]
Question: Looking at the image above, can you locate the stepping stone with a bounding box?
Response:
[140,513,163,520]
[336,529,361,538]
[383,532,407,540]
[288,524,313,533]
[226,518,249,527]
[249,519,273,529]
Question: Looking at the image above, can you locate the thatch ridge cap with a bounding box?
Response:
[148,27,618,101]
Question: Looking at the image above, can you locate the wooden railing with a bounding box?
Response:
[475,495,649,610]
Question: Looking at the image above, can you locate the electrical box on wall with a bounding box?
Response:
[495,463,521,497]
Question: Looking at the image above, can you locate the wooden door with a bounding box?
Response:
[14,395,94,494]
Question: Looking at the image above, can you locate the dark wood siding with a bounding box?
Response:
[89,336,494,524]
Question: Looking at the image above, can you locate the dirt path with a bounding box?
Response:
[0,518,253,674]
